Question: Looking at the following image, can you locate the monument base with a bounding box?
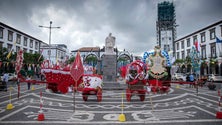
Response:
[103,81,125,90]
[102,54,124,90]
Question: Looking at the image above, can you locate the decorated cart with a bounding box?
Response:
[125,60,148,101]
[80,74,103,102]
[143,46,171,93]
[16,51,103,102]
[40,61,77,94]
[40,60,103,102]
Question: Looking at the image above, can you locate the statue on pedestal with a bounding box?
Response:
[105,33,115,54]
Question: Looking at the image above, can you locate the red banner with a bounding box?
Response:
[70,51,84,83]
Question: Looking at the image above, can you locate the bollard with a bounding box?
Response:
[37,91,45,121]
[118,92,126,122]
[6,86,14,110]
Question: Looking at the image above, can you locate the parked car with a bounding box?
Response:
[207,74,214,81]
[186,73,197,82]
[207,74,222,82]
[172,73,186,81]
[0,73,17,81]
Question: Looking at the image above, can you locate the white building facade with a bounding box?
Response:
[41,44,69,65]
[0,22,44,54]
[175,20,222,76]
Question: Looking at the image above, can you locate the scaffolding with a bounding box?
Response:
[156,1,177,56]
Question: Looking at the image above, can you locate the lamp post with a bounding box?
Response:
[39,21,60,62]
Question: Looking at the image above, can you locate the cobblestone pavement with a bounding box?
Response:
[0,81,222,125]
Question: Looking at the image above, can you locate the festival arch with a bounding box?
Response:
[117,50,133,78]
[84,52,100,74]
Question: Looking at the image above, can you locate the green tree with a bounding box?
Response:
[85,55,97,66]
[0,47,44,74]
[185,56,191,64]
[23,52,43,64]
[68,56,75,64]
[174,59,184,64]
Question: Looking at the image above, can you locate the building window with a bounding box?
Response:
[187,38,190,47]
[200,32,205,43]
[23,48,27,53]
[201,45,206,59]
[177,52,180,59]
[210,43,216,58]
[16,34,21,44]
[176,42,179,50]
[24,37,27,46]
[8,30,13,41]
[0,27,3,38]
[7,44,13,52]
[187,49,190,57]
[30,39,33,48]
[221,26,222,37]
[181,51,185,59]
[16,46,20,52]
[30,50,33,54]
[35,41,38,49]
[0,41,2,46]
[181,40,184,49]
[209,28,215,40]
[193,35,197,45]
[164,44,170,51]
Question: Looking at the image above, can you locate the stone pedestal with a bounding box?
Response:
[102,54,121,89]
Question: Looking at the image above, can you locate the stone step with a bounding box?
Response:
[102,82,126,90]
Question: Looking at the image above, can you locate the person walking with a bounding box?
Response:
[27,75,31,90]
[189,73,195,88]
[3,72,9,91]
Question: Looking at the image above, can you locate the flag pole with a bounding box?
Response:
[73,82,76,113]
[38,54,43,62]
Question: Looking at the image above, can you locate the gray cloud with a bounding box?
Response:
[0,0,221,56]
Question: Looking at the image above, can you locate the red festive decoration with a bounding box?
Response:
[70,51,84,88]
[15,49,23,75]
[81,74,103,102]
[15,49,23,99]
[125,60,148,102]
[41,60,50,69]
[216,89,222,119]
[38,91,45,121]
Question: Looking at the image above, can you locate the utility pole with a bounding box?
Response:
[39,21,60,62]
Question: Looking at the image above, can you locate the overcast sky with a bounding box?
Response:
[0,0,221,56]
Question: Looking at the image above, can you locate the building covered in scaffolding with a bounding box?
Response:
[156,1,177,56]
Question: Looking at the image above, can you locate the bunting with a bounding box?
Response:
[216,36,222,43]
[6,41,16,59]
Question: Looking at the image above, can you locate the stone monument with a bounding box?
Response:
[102,33,120,89]
[105,33,115,54]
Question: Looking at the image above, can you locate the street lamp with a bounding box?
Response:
[39,21,60,62]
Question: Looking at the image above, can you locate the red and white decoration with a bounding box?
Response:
[15,49,23,75]
[37,91,45,121]
[82,74,103,89]
[216,89,222,119]
[70,52,84,88]
[81,74,103,102]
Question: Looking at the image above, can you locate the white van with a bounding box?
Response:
[172,73,186,81]
[208,74,222,82]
